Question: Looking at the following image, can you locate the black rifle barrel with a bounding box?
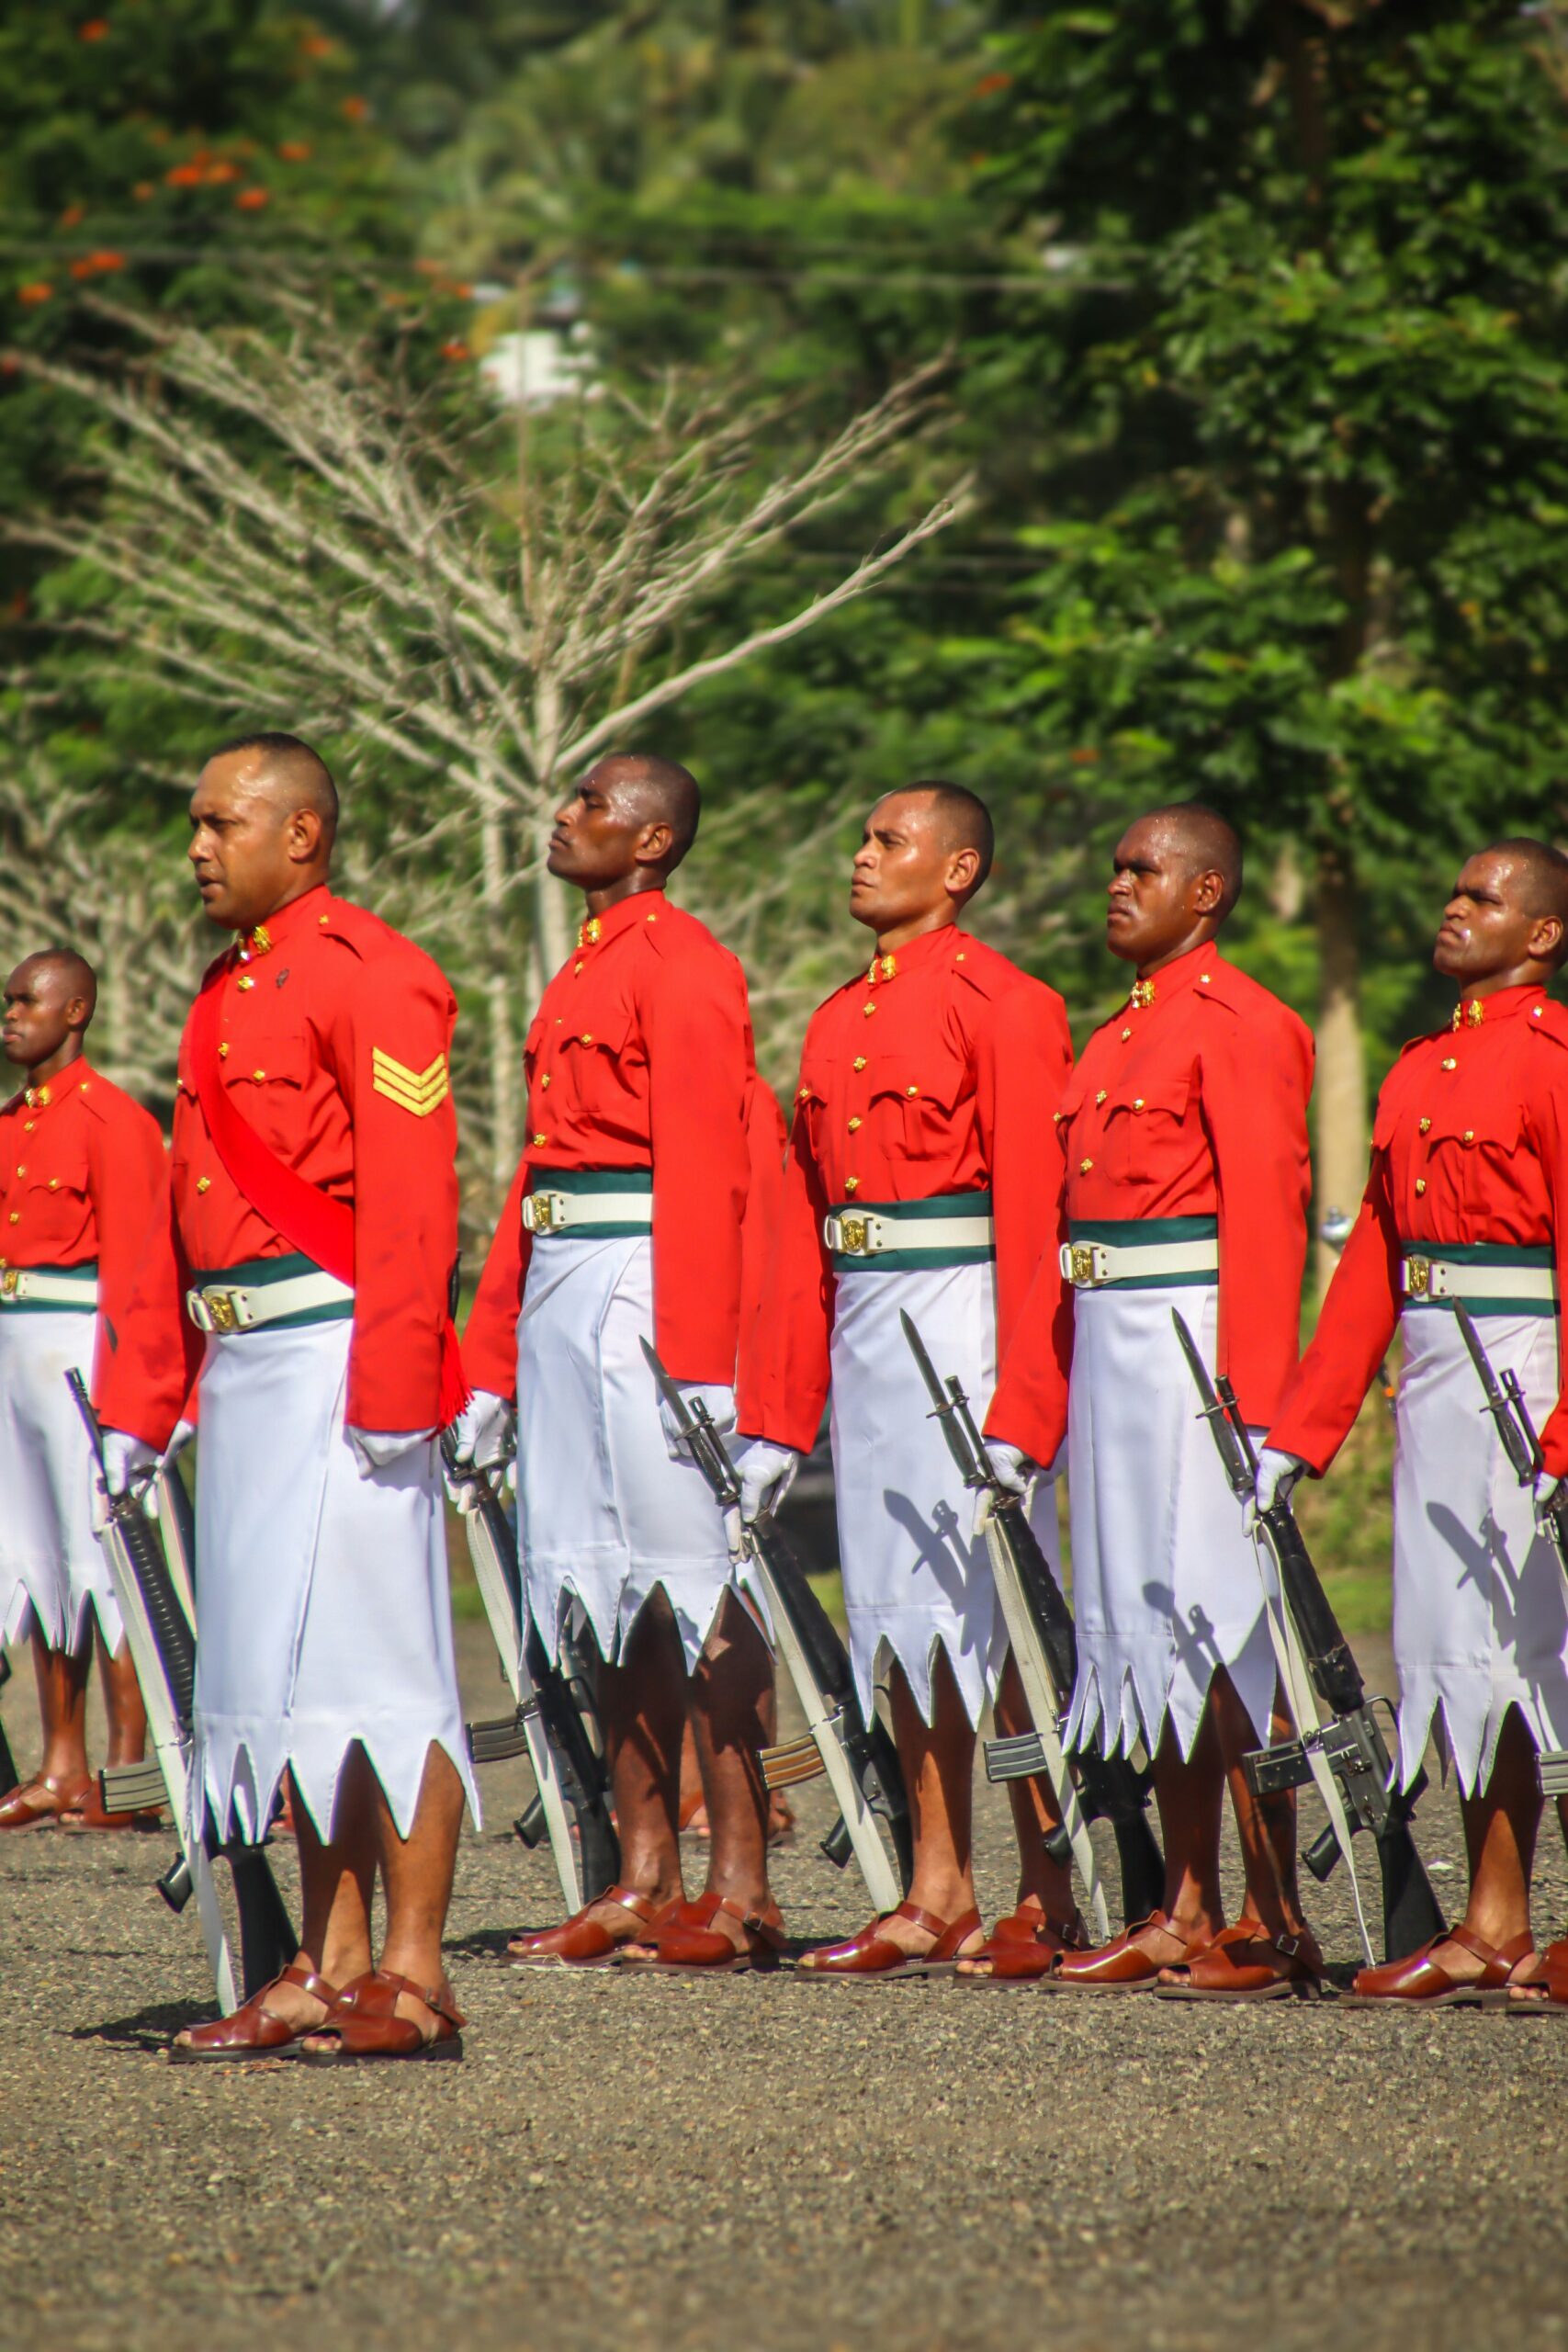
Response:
[0,1652,17,1799]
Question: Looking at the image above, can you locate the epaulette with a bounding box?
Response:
[1528,997,1568,1051]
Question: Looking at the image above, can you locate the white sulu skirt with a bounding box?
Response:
[829,1260,1056,1731]
[192,1318,477,1844]
[515,1233,754,1672]
[0,1306,121,1653]
[1064,1282,1276,1759]
[1392,1304,1568,1795]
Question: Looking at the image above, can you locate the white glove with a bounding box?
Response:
[658,1379,736,1464]
[348,1429,430,1480]
[161,1419,196,1469]
[450,1390,515,1473]
[1536,1471,1563,1528]
[95,1430,159,1532]
[984,1442,1036,1498]
[723,1438,802,1556]
[1254,1447,1307,1519]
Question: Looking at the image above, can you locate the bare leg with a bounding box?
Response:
[1150,1699,1227,1948]
[689,1590,773,1925]
[1446,1707,1540,1972]
[578,1590,689,1932]
[31,1623,91,1785]
[96,1626,148,1768]
[992,1649,1080,1921]
[849,1648,982,1959]
[374,1743,468,2021]
[1213,1669,1308,1941]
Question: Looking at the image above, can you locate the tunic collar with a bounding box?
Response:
[237,881,333,963]
[1122,940,1223,1012]
[576,889,666,954]
[860,922,962,989]
[1450,984,1546,1032]
[21,1057,92,1113]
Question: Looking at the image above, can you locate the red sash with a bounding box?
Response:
[188,973,469,1425]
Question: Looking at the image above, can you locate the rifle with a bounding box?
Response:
[1452,1301,1568,1799]
[1170,1312,1445,1966]
[441,1431,619,1909]
[67,1372,297,2012]
[900,1310,1165,1937]
[0,1652,18,1801]
[640,1338,912,1911]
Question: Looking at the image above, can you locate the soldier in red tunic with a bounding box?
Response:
[0,950,163,1829]
[987,805,1320,1997]
[98,733,475,2062]
[738,783,1080,1976]
[1264,841,1568,2007]
[459,754,784,1972]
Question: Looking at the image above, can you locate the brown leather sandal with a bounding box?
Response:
[169,1962,341,2064]
[1044,1909,1205,1993]
[1344,1925,1533,2008]
[647,1892,786,1973]
[796,1901,984,1979]
[1156,1919,1325,2002]
[964,1909,1091,1984]
[1509,1935,1568,2014]
[0,1771,92,1831]
[508,1884,670,1969]
[300,1970,465,2064]
[60,1780,163,1833]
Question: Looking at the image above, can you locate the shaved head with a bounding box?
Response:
[589,753,701,872]
[21,947,96,1020]
[899,781,995,892]
[1486,838,1568,944]
[1145,801,1243,918]
[206,730,339,847]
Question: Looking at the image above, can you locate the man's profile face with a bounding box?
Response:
[1,958,79,1072]
[1105,816,1214,969]
[547,762,660,891]
[188,752,305,933]
[849,792,964,935]
[1434,851,1560,985]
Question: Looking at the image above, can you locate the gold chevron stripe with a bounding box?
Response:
[372,1048,449,1117]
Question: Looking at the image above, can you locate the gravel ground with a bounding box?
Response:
[4,1620,1568,2352]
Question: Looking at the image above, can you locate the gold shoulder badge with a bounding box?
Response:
[371,1047,450,1118]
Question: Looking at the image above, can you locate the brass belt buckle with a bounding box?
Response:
[1404,1255,1432,1301]
[524,1190,565,1235]
[1066,1241,1108,1288]
[205,1288,240,1333]
[0,1268,17,1301]
[838,1213,869,1254]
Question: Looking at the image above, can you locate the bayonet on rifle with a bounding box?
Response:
[1452,1302,1568,1796]
[67,1372,296,2012]
[441,1430,619,1909]
[900,1310,1166,1937]
[1170,1313,1445,1965]
[640,1337,911,1912]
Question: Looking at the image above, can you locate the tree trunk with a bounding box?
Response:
[1313,847,1367,1297]
[480,804,519,1199]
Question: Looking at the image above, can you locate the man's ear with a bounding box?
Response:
[634,819,674,870]
[1190,866,1224,916]
[947,844,982,901]
[285,805,325,865]
[1529,911,1564,967]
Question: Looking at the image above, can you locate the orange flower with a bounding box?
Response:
[8,592,29,619]
[1068,747,1101,766]
[234,187,270,211]
[165,162,203,187]
[300,31,333,58]
[205,160,240,183]
[341,95,369,123]
[79,18,110,40]
[17,283,53,305]
[277,141,312,163]
[69,257,96,279]
[88,249,126,273]
[440,339,470,363]
[132,181,153,200]
[60,204,86,229]
[972,71,1012,97]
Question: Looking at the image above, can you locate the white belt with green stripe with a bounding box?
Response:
[1061,1216,1219,1291]
[1401,1242,1557,1314]
[824,1192,994,1270]
[0,1263,98,1310]
[523,1168,654,1238]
